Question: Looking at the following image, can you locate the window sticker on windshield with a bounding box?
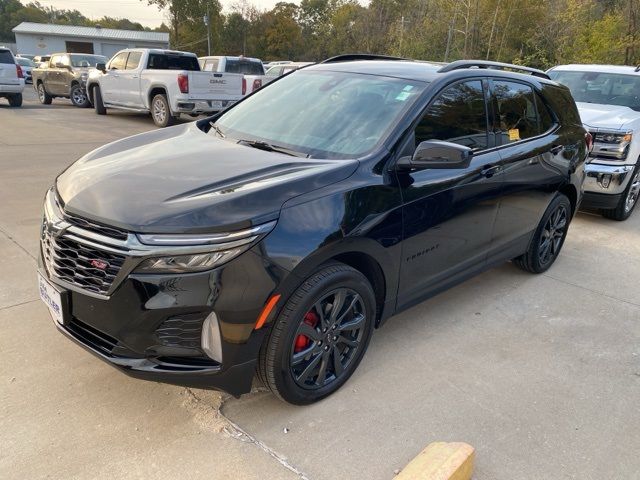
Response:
[396,91,411,101]
[403,85,414,91]
[508,128,520,141]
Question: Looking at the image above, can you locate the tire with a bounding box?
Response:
[602,163,640,221]
[513,193,572,274]
[37,82,52,105]
[92,86,106,115]
[8,93,22,107]
[70,83,90,108]
[258,263,376,405]
[151,94,176,128]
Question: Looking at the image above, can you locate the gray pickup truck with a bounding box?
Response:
[32,53,107,107]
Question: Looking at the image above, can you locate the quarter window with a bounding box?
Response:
[492,81,539,144]
[535,94,555,132]
[415,80,489,151]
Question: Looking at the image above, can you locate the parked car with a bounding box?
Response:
[15,56,35,84]
[86,48,244,127]
[548,64,640,220]
[264,60,292,69]
[199,55,265,95]
[264,61,313,83]
[33,55,51,67]
[38,57,588,404]
[0,47,24,107]
[32,53,107,107]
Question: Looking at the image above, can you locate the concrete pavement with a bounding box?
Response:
[1,88,639,480]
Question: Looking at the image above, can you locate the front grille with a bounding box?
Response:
[65,212,128,241]
[42,232,126,295]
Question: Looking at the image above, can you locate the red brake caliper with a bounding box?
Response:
[294,311,319,353]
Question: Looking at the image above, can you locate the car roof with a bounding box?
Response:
[551,64,640,75]
[306,59,562,87]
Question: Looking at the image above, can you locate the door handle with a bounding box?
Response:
[550,145,564,155]
[132,75,139,79]
[481,165,501,178]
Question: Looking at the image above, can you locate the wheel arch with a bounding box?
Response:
[559,182,578,216]
[148,85,168,107]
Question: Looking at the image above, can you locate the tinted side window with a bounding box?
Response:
[415,80,488,151]
[535,94,554,132]
[109,52,128,70]
[125,51,142,70]
[0,50,13,64]
[493,81,538,144]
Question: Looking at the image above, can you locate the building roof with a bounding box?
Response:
[12,22,169,44]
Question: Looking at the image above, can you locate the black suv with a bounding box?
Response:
[38,56,588,404]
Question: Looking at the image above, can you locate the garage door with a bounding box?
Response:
[101,43,127,61]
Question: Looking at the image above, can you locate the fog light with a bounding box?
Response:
[201,312,223,363]
[600,174,612,188]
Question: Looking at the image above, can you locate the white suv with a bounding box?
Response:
[549,65,640,220]
[0,47,25,107]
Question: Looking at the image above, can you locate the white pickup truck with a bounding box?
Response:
[198,55,265,95]
[86,48,243,127]
[549,64,640,221]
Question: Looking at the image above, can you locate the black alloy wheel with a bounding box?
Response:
[290,288,366,390]
[258,263,375,404]
[513,193,572,274]
[538,203,568,267]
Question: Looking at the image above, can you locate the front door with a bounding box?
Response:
[99,51,128,104]
[396,79,504,309]
[118,51,143,107]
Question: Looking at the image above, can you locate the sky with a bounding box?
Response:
[35,0,283,28]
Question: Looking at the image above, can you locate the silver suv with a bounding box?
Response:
[0,47,25,107]
[549,64,640,221]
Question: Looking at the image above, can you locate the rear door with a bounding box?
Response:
[0,49,19,86]
[396,78,504,308]
[488,79,564,259]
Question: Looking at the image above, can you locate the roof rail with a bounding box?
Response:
[321,54,407,64]
[438,60,550,79]
[635,64,640,72]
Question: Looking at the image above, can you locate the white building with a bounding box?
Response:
[12,22,170,60]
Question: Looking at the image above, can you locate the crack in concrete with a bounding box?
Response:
[0,298,39,311]
[185,388,310,480]
[0,225,36,262]
[542,273,640,309]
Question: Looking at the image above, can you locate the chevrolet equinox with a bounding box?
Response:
[38,56,589,404]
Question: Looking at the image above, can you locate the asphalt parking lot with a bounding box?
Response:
[1,88,639,480]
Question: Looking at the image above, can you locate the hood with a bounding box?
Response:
[576,102,640,130]
[56,123,359,234]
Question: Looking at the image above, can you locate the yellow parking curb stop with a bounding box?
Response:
[395,442,475,480]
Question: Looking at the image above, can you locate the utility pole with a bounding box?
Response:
[204,7,211,56]
[398,16,410,56]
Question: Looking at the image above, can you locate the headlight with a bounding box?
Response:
[591,131,632,160]
[135,249,247,273]
[133,221,276,273]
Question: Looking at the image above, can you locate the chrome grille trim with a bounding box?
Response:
[40,188,276,298]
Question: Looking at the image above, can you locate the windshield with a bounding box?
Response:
[549,70,640,111]
[16,57,34,67]
[70,54,107,67]
[215,70,426,158]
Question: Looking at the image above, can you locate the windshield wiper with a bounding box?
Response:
[237,139,309,158]
[208,122,226,138]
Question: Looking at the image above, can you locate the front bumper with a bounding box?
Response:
[583,163,634,196]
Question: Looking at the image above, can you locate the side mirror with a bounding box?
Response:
[96,62,106,73]
[397,140,473,171]
[55,62,66,69]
